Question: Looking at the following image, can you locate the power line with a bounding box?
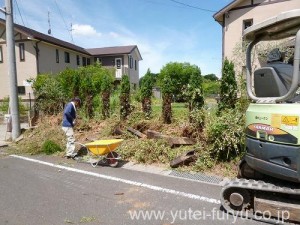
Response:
[13,0,36,48]
[14,0,26,26]
[54,0,74,43]
[169,0,216,13]
[144,0,184,8]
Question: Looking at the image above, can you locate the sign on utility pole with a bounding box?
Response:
[1,0,21,140]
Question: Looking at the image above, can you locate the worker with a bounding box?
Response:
[62,97,81,159]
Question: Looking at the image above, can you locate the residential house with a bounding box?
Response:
[86,46,142,90]
[213,0,299,75]
[0,19,142,100]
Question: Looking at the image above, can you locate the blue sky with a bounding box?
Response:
[0,0,231,77]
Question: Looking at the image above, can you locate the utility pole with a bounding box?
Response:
[1,0,21,140]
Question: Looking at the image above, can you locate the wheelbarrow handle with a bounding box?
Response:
[74,142,86,147]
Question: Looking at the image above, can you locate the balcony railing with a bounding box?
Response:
[105,66,129,79]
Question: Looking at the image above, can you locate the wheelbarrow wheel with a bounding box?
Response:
[106,152,119,168]
[108,158,119,167]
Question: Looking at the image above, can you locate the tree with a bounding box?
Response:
[159,62,204,123]
[139,72,158,86]
[33,64,114,119]
[203,74,218,81]
[78,65,104,118]
[100,70,114,119]
[158,62,191,102]
[120,75,131,120]
[218,58,237,113]
[158,63,180,124]
[32,74,65,115]
[203,79,220,97]
[140,69,155,119]
[57,68,80,99]
[160,73,173,124]
[57,63,108,119]
[186,66,204,123]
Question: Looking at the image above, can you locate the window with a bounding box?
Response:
[116,59,121,69]
[82,57,86,66]
[56,49,59,63]
[243,19,253,30]
[129,56,133,69]
[87,58,90,65]
[135,60,137,70]
[19,43,25,61]
[64,52,70,63]
[17,86,26,95]
[0,46,3,63]
[76,55,80,65]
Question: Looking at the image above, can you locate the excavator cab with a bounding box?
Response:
[221,9,300,223]
[243,9,300,183]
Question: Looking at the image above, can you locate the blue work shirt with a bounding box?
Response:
[62,102,76,127]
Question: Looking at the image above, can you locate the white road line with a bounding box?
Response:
[10,155,221,205]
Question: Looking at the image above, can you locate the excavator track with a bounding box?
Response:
[221,178,300,224]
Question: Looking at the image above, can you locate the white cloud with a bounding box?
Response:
[109,32,119,38]
[72,24,102,37]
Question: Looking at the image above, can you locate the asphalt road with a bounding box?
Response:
[0,154,266,225]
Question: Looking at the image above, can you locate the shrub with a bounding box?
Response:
[206,108,245,161]
[140,69,155,119]
[159,73,173,124]
[118,139,191,164]
[218,58,237,113]
[100,72,114,119]
[0,96,28,115]
[57,68,79,98]
[32,74,65,114]
[0,97,9,113]
[42,140,63,155]
[110,88,120,116]
[120,75,131,120]
[203,80,220,97]
[194,151,215,171]
[203,74,219,81]
[185,66,204,124]
[37,64,115,119]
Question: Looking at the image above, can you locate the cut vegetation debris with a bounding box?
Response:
[13,99,245,178]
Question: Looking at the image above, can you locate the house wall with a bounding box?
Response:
[15,40,38,99]
[223,0,299,74]
[127,49,140,89]
[0,34,37,100]
[0,25,10,100]
[37,42,89,74]
[0,44,10,100]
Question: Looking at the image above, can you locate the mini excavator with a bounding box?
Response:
[220,9,300,224]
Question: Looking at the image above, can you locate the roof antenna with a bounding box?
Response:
[69,22,74,43]
[47,11,52,35]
